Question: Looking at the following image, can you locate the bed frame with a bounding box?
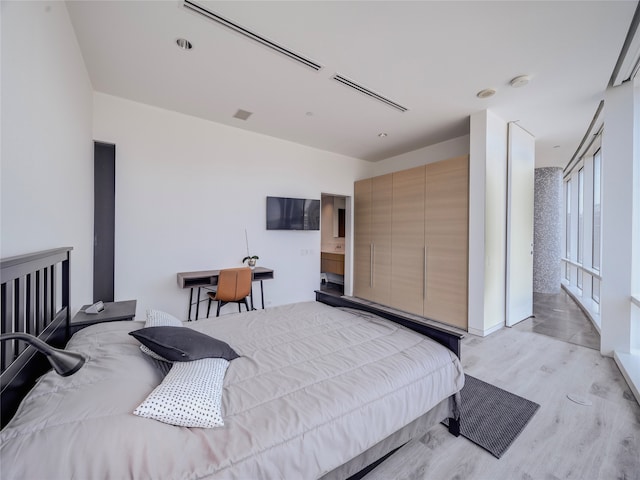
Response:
[1,248,461,478]
[1,247,73,428]
[315,290,463,359]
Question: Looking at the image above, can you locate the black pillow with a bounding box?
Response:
[129,326,239,362]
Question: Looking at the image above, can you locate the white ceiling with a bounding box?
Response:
[66,0,637,166]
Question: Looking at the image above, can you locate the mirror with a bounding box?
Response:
[333,197,346,238]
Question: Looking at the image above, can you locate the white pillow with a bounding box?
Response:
[140,309,183,361]
[146,309,183,327]
[133,358,229,428]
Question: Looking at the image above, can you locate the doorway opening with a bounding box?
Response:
[93,141,115,303]
[320,194,349,296]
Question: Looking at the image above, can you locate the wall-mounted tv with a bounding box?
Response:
[266,196,320,230]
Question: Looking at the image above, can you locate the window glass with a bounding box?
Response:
[577,269,583,291]
[565,180,571,280]
[593,150,601,271]
[566,180,571,258]
[592,277,600,304]
[578,168,584,265]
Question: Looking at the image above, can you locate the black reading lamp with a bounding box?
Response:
[0,333,85,376]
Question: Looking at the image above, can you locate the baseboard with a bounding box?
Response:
[325,272,344,285]
[560,283,601,333]
[468,322,503,337]
[614,350,640,405]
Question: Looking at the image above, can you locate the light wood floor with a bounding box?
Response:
[363,306,640,479]
[516,290,601,350]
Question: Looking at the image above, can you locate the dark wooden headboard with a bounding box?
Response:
[1,247,73,428]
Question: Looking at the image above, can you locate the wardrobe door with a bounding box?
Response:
[353,178,373,300]
[424,155,469,329]
[370,174,392,304]
[391,166,426,315]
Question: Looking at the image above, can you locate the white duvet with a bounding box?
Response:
[0,301,464,479]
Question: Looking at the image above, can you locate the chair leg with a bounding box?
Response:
[238,302,241,313]
[216,301,223,317]
[243,298,250,312]
[207,298,212,318]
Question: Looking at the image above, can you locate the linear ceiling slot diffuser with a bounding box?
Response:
[332,75,408,112]
[182,0,323,71]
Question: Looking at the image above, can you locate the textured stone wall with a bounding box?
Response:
[533,167,562,293]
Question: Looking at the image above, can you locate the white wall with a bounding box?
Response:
[469,110,508,336]
[1,2,94,314]
[93,93,370,319]
[372,135,470,176]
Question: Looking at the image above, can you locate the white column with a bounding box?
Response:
[468,110,508,336]
[600,80,636,356]
[533,167,562,293]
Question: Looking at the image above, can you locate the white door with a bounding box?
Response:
[506,123,535,326]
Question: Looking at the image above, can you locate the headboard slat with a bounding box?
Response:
[43,266,51,326]
[2,281,15,370]
[36,269,43,336]
[1,247,73,429]
[15,277,27,356]
[26,273,35,337]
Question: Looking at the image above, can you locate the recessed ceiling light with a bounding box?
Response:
[510,75,530,88]
[476,88,496,99]
[378,133,388,138]
[176,38,193,50]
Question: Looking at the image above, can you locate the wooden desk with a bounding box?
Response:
[177,267,274,320]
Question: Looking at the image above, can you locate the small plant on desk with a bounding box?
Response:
[243,229,258,268]
[243,255,259,268]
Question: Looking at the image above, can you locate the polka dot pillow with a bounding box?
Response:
[140,309,183,361]
[134,358,229,428]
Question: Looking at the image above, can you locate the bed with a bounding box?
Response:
[1,248,464,479]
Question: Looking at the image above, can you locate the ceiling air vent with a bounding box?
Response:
[233,109,253,121]
[332,74,408,113]
[183,0,322,72]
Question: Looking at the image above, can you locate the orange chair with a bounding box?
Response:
[206,267,252,317]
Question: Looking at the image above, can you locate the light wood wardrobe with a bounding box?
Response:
[353,173,393,305]
[354,155,469,330]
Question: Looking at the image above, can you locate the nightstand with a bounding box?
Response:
[70,300,137,335]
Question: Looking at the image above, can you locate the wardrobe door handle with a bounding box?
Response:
[423,246,428,300]
[370,243,374,288]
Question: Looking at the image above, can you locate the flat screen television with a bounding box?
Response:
[266,196,320,230]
